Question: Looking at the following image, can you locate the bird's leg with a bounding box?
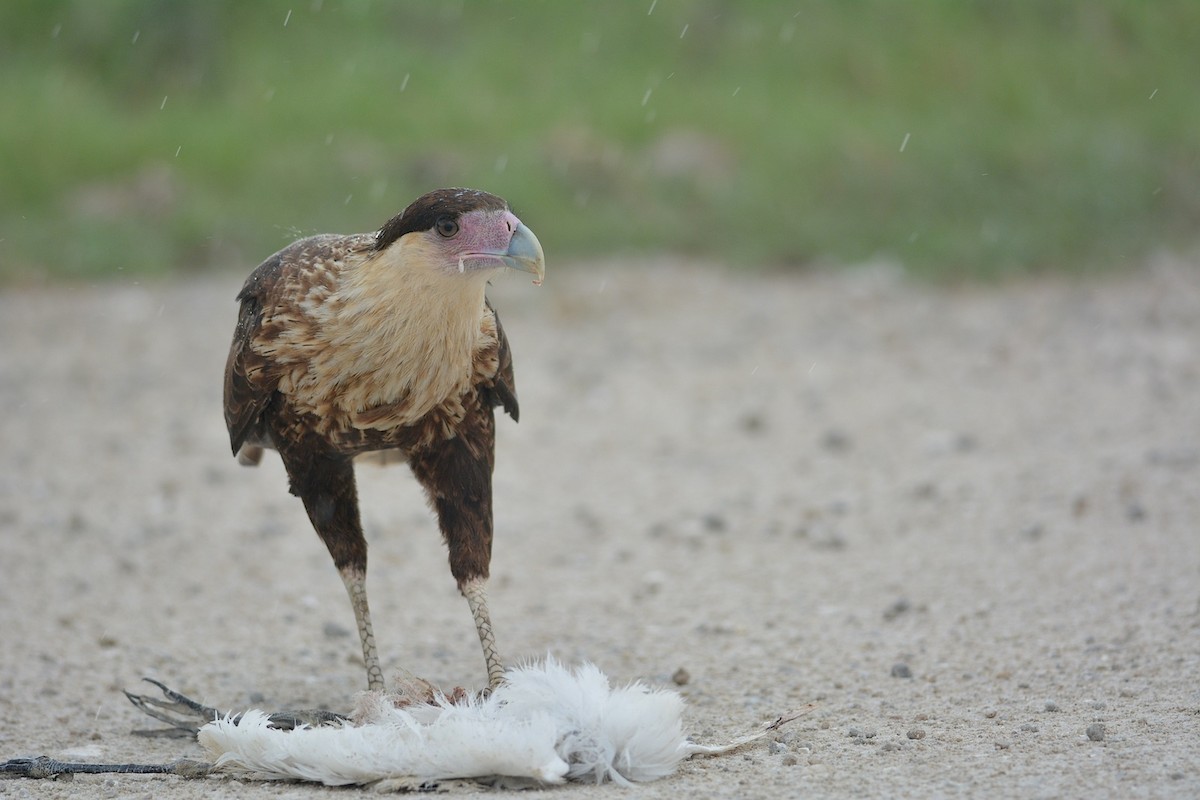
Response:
[277,438,384,692]
[461,576,505,689]
[408,427,506,690]
[340,566,385,692]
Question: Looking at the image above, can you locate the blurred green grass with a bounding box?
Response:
[1,0,1197,282]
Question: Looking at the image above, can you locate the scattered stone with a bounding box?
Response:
[1086,723,1106,741]
[781,754,799,766]
[671,667,691,686]
[983,709,997,719]
[820,429,852,453]
[994,740,1012,750]
[878,741,903,752]
[847,727,877,739]
[883,598,912,621]
[1126,503,1147,523]
[1021,523,1046,541]
[739,412,766,434]
[1044,701,1060,713]
[323,621,351,639]
[1072,495,1089,518]
[906,728,926,740]
[768,740,788,754]
[911,481,938,500]
[891,663,913,679]
[1020,723,1038,732]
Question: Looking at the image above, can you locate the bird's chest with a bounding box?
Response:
[273,300,495,443]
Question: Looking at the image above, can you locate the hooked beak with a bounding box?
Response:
[489,223,546,286]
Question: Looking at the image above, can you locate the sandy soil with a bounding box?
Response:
[1,258,1198,799]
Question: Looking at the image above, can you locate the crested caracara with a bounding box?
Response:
[223,188,544,690]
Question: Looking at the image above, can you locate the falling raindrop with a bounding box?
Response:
[1148,88,1158,100]
[174,145,182,158]
[494,154,508,173]
[641,88,653,107]
[647,0,657,14]
[899,132,911,152]
[680,23,689,38]
[283,9,292,26]
[344,194,353,205]
[400,73,410,92]
[732,86,741,97]
[131,30,140,44]
[160,95,168,110]
[325,133,334,145]
[50,23,61,38]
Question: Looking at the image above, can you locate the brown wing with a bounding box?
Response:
[485,298,520,423]
[223,251,288,456]
[223,233,373,457]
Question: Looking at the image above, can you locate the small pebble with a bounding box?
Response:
[1044,701,1060,712]
[1086,723,1106,741]
[820,429,852,452]
[883,598,911,621]
[671,667,690,686]
[906,728,925,740]
[890,663,913,679]
[323,621,351,639]
[878,741,902,752]
[768,740,788,754]
[1020,723,1038,732]
[781,754,799,766]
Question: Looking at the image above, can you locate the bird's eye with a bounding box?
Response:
[435,217,459,238]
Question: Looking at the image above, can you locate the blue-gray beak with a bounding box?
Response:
[499,223,545,285]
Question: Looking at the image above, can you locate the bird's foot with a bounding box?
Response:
[125,678,347,736]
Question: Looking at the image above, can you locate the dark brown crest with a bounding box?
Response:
[375,188,509,250]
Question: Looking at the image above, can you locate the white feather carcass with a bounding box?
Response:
[199,658,720,788]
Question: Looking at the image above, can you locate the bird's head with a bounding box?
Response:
[374,188,545,286]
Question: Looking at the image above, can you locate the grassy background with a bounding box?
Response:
[1,0,1197,282]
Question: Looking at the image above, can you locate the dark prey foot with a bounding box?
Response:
[124,678,347,736]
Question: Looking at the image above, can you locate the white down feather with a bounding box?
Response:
[198,657,697,788]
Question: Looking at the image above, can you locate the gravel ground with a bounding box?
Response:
[1,257,1198,798]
